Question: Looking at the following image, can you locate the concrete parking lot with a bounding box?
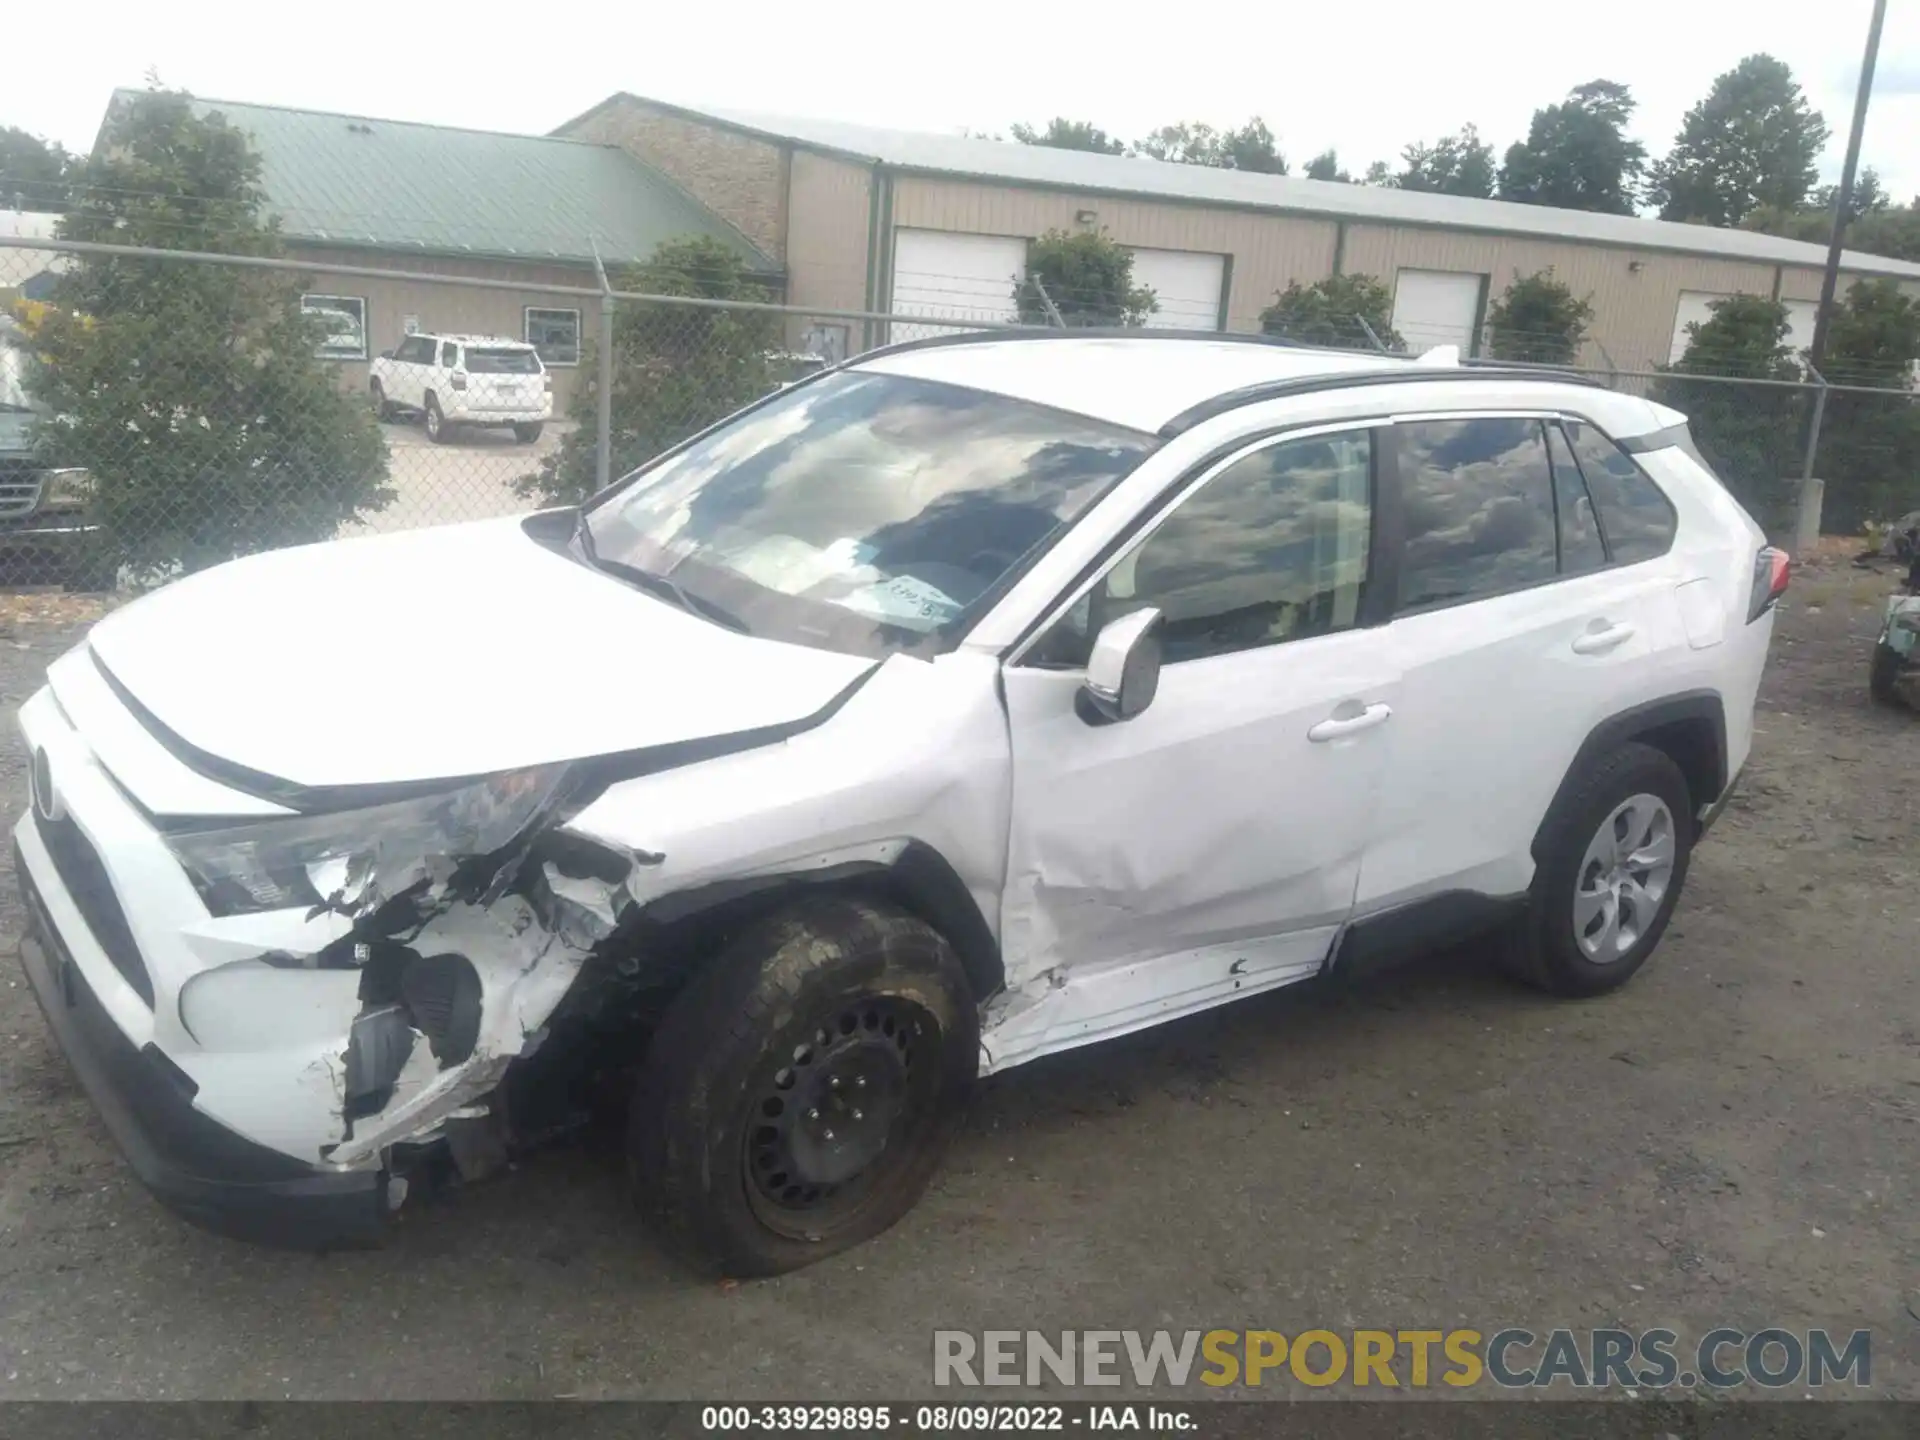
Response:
[0,557,1915,1401]
[345,418,565,537]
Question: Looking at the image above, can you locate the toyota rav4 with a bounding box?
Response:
[14,333,1783,1275]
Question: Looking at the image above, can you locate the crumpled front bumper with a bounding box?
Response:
[16,850,389,1249]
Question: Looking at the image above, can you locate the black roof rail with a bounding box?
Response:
[1157,362,1610,437]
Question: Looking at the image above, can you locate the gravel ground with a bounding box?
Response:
[0,557,1916,1402]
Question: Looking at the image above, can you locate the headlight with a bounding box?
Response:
[41,468,93,506]
[165,764,568,916]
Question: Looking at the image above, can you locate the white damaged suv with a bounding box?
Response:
[15,334,1783,1274]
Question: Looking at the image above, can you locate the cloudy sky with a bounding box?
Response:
[10,0,1920,201]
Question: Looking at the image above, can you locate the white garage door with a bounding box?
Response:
[890,230,1027,343]
[1392,269,1485,353]
[1669,291,1818,364]
[1127,247,1226,330]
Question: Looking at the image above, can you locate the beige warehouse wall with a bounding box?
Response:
[784,151,872,355]
[887,178,1339,331]
[1342,226,1786,371]
[560,100,789,263]
[292,248,599,409]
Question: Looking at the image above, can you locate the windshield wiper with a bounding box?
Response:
[571,509,752,634]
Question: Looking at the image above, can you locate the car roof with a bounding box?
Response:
[854,334,1446,433]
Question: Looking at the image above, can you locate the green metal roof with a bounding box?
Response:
[116,92,777,271]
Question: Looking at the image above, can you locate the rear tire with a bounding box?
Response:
[627,896,977,1277]
[1499,742,1694,998]
[424,394,449,444]
[1870,641,1904,707]
[512,422,543,444]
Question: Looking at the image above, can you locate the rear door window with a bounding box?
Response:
[439,341,459,368]
[1394,417,1559,611]
[1564,420,1678,565]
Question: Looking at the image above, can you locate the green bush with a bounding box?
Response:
[1484,269,1595,365]
[519,237,780,506]
[29,89,390,578]
[1259,274,1401,350]
[1014,230,1155,328]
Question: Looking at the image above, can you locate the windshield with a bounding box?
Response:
[466,348,542,374]
[582,370,1156,658]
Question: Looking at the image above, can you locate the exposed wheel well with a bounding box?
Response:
[1628,715,1721,815]
[555,842,1004,1038]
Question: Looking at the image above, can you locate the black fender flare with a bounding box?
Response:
[1531,691,1728,863]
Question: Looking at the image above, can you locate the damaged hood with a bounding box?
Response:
[86,515,875,793]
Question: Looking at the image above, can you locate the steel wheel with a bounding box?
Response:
[1573,791,1676,962]
[743,995,937,1239]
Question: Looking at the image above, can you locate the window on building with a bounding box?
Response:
[1396,417,1558,611]
[301,295,367,360]
[525,307,581,367]
[1035,429,1374,667]
[1564,420,1678,565]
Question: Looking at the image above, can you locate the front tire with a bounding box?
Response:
[627,897,977,1277]
[512,422,543,444]
[369,379,396,422]
[424,394,449,444]
[1500,742,1694,998]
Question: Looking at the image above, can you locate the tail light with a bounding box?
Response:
[450,372,468,392]
[1748,546,1790,622]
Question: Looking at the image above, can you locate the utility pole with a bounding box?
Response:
[1805,0,1887,375]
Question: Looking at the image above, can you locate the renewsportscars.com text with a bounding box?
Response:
[932,1328,1871,1391]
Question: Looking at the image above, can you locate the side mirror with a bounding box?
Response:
[379,349,395,360]
[1076,607,1164,725]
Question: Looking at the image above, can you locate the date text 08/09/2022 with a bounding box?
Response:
[701,1406,1193,1433]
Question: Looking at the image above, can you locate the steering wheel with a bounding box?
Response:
[966,548,1021,579]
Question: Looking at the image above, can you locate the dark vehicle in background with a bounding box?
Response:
[0,316,113,592]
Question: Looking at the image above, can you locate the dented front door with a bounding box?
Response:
[991,426,1399,1053]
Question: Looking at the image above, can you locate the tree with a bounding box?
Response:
[1259,274,1401,350]
[1497,81,1647,214]
[1811,279,1920,530]
[1653,294,1803,523]
[1362,160,1395,186]
[1483,269,1595,365]
[1304,150,1351,183]
[1813,166,1888,222]
[1009,118,1123,154]
[520,236,779,506]
[1744,190,1920,262]
[1395,125,1495,198]
[1648,55,1829,226]
[0,127,69,211]
[27,89,389,578]
[1133,119,1286,173]
[1014,229,1155,328]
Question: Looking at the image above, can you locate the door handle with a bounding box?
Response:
[1571,622,1636,655]
[1307,702,1393,743]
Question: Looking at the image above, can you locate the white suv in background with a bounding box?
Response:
[14,334,1783,1277]
[369,333,551,443]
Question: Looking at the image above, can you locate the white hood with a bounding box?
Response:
[86,515,875,791]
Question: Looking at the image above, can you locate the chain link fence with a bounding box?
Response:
[2,231,1915,593]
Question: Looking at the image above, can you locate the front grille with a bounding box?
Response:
[0,461,44,518]
[32,811,154,1007]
